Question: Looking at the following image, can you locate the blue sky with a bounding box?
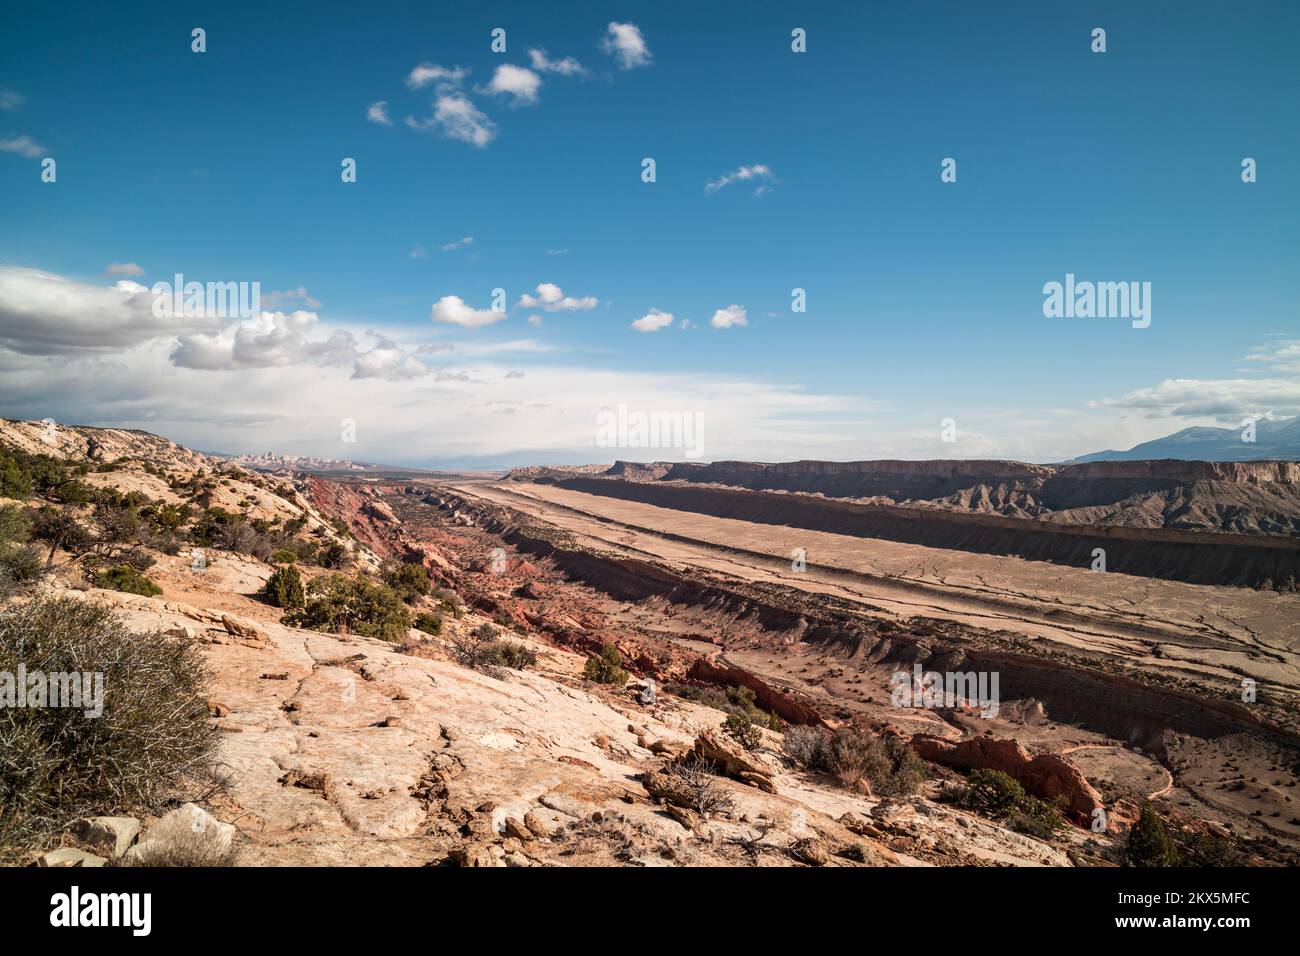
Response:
[1,1,1297,467]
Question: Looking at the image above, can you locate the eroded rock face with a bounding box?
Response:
[909,734,1104,818]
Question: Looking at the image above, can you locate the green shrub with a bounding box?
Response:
[664,682,781,730]
[270,549,298,565]
[496,640,538,670]
[284,573,411,641]
[0,597,219,850]
[722,712,763,751]
[414,612,443,635]
[948,768,1067,836]
[93,564,163,597]
[315,541,350,569]
[263,565,305,609]
[583,643,629,685]
[1125,803,1180,867]
[383,561,431,603]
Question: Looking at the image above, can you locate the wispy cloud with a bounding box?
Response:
[706,164,777,196]
[406,63,468,91]
[528,48,586,77]
[440,236,474,252]
[0,135,45,158]
[366,100,392,125]
[0,90,25,112]
[406,93,497,147]
[601,22,652,70]
[105,262,145,278]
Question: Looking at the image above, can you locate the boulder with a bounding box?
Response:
[127,803,235,864]
[71,816,141,858]
[39,848,107,868]
[693,730,777,793]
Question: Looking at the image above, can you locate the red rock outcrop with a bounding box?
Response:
[910,733,1104,820]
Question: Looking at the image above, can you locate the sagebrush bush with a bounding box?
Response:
[450,626,537,677]
[781,725,924,795]
[0,597,220,850]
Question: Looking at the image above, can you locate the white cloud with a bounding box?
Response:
[105,262,145,277]
[409,246,427,259]
[366,100,392,125]
[352,335,428,381]
[406,93,497,147]
[440,236,474,252]
[528,49,585,76]
[0,135,45,158]
[1091,377,1300,420]
[0,90,26,112]
[631,308,674,333]
[430,295,505,328]
[528,315,544,327]
[486,64,541,105]
[601,22,652,70]
[545,248,569,256]
[0,267,220,355]
[1245,338,1300,374]
[406,63,468,91]
[710,304,748,329]
[171,310,356,371]
[706,164,776,195]
[518,283,598,313]
[263,286,322,309]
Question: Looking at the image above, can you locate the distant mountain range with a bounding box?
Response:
[1071,416,1300,463]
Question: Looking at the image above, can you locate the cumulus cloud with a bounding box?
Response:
[352,335,428,380]
[631,308,674,333]
[0,135,45,158]
[709,304,748,329]
[366,100,392,125]
[485,64,541,105]
[601,22,652,70]
[528,48,585,76]
[406,93,497,147]
[406,63,468,91]
[706,164,776,195]
[171,310,356,371]
[0,267,220,355]
[105,262,145,277]
[430,295,505,328]
[440,236,474,252]
[518,283,598,313]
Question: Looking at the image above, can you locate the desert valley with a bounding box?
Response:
[2,418,1297,871]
